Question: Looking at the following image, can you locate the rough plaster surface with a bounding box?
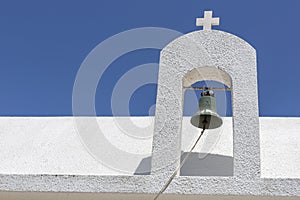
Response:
[0,117,300,199]
[1,191,300,200]
[1,117,299,178]
[0,117,233,176]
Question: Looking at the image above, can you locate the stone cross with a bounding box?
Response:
[196,11,220,30]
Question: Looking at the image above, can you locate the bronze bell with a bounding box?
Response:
[190,88,223,129]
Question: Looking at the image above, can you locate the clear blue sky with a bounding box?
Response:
[0,0,299,116]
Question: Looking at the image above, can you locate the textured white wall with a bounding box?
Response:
[0,117,299,178]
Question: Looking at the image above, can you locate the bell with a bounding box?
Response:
[191,89,223,129]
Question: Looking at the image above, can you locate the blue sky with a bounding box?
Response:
[0,0,299,116]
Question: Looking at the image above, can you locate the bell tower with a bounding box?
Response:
[151,10,260,181]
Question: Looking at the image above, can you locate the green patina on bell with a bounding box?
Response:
[190,88,223,129]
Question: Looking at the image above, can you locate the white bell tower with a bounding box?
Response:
[151,10,260,182]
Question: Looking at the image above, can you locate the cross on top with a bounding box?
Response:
[196,11,220,30]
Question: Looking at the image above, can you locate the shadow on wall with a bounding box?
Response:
[134,152,233,176]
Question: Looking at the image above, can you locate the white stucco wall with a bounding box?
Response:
[0,117,299,178]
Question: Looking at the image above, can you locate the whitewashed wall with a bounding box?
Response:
[0,117,299,178]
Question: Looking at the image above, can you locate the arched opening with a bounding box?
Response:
[180,66,233,176]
